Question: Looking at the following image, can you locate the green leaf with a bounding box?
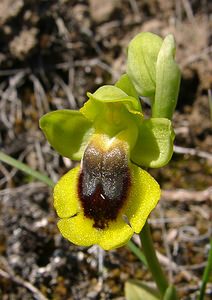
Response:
[127,32,163,98]
[164,285,178,300]
[127,240,147,266]
[115,74,140,102]
[0,150,54,187]
[198,238,212,300]
[131,118,174,168]
[39,110,94,161]
[153,34,181,119]
[125,280,160,300]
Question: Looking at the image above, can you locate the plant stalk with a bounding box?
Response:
[140,222,178,299]
[198,238,212,300]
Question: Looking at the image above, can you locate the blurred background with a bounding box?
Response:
[0,0,211,299]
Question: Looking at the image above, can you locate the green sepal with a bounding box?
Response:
[127,32,163,98]
[115,74,140,103]
[153,34,181,119]
[39,110,94,161]
[131,118,174,168]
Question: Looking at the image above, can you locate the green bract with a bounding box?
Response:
[127,32,163,99]
[40,84,174,167]
[127,32,181,119]
[153,34,181,119]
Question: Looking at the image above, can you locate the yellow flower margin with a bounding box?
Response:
[54,162,160,251]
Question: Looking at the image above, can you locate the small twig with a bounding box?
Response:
[179,226,211,242]
[54,75,76,109]
[161,187,212,202]
[0,268,48,300]
[35,141,46,173]
[128,0,142,22]
[0,68,30,77]
[156,251,199,282]
[30,74,49,115]
[174,145,212,161]
[181,0,195,24]
[0,182,49,198]
[181,45,212,68]
[72,58,119,79]
[208,89,212,121]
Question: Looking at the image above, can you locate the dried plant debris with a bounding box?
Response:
[0,0,24,26]
[9,28,38,60]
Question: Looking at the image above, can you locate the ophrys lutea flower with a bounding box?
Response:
[40,32,179,250]
[40,83,174,250]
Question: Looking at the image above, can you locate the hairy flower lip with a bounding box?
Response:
[78,135,131,229]
[53,148,161,250]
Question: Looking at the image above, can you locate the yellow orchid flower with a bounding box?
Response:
[39,32,180,250]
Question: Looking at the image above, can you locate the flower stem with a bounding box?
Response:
[140,222,178,299]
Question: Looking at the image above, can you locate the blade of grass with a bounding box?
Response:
[208,89,212,122]
[198,238,212,300]
[127,240,147,266]
[0,150,55,188]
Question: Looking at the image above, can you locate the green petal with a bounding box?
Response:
[53,165,80,218]
[131,118,174,168]
[80,86,142,146]
[81,85,142,119]
[39,110,94,160]
[124,164,160,233]
[89,85,140,110]
[127,32,163,98]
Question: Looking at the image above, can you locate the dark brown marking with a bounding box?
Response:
[78,140,131,229]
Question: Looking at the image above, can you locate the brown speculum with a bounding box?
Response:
[78,137,131,229]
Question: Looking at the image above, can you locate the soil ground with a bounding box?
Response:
[0,1,211,299]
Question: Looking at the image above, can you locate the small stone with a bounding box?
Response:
[89,0,120,23]
[9,28,38,60]
[0,0,24,25]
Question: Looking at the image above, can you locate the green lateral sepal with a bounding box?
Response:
[39,110,94,161]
